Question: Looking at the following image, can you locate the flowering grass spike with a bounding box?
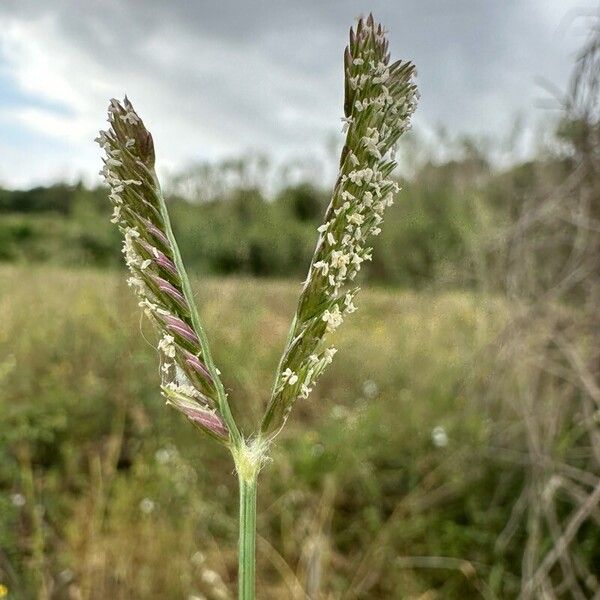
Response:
[97,14,417,599]
[261,14,418,438]
[97,99,241,446]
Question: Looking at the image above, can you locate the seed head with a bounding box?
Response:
[97,97,229,442]
[261,14,418,437]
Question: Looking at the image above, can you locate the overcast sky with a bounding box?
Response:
[0,0,597,188]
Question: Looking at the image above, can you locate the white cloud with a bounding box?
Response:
[0,0,595,188]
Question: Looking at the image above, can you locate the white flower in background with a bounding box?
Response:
[431,426,449,448]
[155,446,177,464]
[363,380,379,399]
[139,497,156,514]
[11,493,26,507]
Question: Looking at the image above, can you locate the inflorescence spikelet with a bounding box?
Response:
[97,15,417,596]
[260,13,418,437]
[97,98,239,444]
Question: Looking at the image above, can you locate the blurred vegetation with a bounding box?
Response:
[0,147,528,289]
[0,266,520,599]
[2,21,600,598]
[1,135,599,598]
[0,263,597,599]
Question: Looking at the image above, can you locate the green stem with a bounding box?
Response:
[238,471,258,600]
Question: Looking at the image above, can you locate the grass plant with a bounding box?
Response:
[96,14,417,598]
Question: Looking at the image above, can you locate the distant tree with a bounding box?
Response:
[275,183,327,222]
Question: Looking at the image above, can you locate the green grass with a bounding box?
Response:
[0,265,518,599]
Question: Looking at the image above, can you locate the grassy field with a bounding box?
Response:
[0,265,529,599]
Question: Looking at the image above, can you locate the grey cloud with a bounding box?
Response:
[0,0,594,186]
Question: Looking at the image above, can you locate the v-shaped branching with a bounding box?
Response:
[97,14,417,599]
